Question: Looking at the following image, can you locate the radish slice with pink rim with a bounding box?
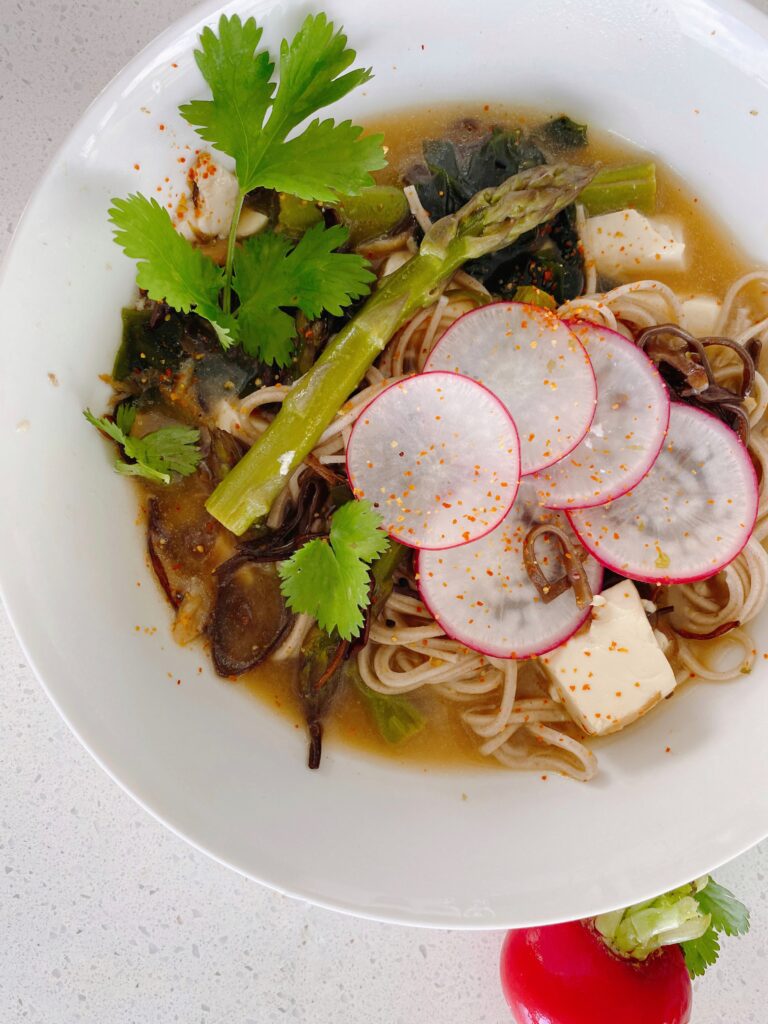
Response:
[346,372,521,550]
[533,320,670,509]
[568,404,758,584]
[424,302,597,475]
[418,481,604,659]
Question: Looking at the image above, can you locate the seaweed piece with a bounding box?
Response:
[537,115,588,150]
[411,127,546,221]
[408,129,585,302]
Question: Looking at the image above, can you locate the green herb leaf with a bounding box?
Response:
[681,877,750,978]
[234,223,374,365]
[109,194,237,343]
[693,878,750,938]
[181,12,385,199]
[179,15,275,187]
[84,408,202,484]
[278,499,389,640]
[682,928,721,979]
[254,117,386,202]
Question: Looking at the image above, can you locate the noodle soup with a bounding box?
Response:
[91,91,768,779]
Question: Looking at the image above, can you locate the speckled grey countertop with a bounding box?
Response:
[1,2,768,1021]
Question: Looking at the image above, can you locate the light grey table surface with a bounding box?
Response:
[1,2,768,1021]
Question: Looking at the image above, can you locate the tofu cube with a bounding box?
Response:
[582,209,686,278]
[541,582,676,736]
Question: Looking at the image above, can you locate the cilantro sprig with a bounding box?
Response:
[109,12,384,363]
[84,405,202,484]
[682,878,750,978]
[278,499,390,640]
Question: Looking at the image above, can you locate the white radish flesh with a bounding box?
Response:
[346,372,521,550]
[534,320,670,509]
[568,404,758,584]
[418,481,604,658]
[424,302,597,475]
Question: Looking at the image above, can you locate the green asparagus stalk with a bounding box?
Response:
[578,162,656,217]
[207,162,597,534]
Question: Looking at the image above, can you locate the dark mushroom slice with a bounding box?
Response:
[211,558,291,677]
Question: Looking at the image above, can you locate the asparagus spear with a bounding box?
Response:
[579,162,656,217]
[207,162,596,534]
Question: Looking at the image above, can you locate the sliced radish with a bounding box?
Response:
[568,404,758,584]
[424,302,597,475]
[346,372,521,550]
[534,320,670,509]
[418,481,604,658]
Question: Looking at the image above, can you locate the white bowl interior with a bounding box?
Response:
[2,0,768,926]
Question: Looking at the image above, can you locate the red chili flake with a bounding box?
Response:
[665,746,671,753]
[171,62,178,68]
[133,163,140,171]
[159,123,166,131]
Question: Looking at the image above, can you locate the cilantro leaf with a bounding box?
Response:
[680,878,750,978]
[682,927,721,979]
[331,498,391,563]
[109,195,237,344]
[179,15,275,188]
[233,223,374,365]
[268,12,374,136]
[694,879,750,937]
[180,13,385,199]
[256,118,387,202]
[84,408,202,484]
[278,499,389,640]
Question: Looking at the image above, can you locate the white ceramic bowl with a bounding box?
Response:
[3,0,768,928]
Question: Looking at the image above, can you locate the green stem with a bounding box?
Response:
[222,190,246,314]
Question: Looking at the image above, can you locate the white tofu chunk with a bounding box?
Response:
[582,209,686,278]
[679,294,722,337]
[541,581,676,736]
[184,152,240,239]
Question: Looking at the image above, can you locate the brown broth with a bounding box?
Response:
[155,104,766,767]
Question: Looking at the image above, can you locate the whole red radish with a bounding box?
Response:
[501,920,691,1024]
[500,877,750,1024]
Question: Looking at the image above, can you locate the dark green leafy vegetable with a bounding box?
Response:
[479,205,584,304]
[412,127,545,221]
[113,308,187,381]
[410,128,585,303]
[537,115,588,150]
